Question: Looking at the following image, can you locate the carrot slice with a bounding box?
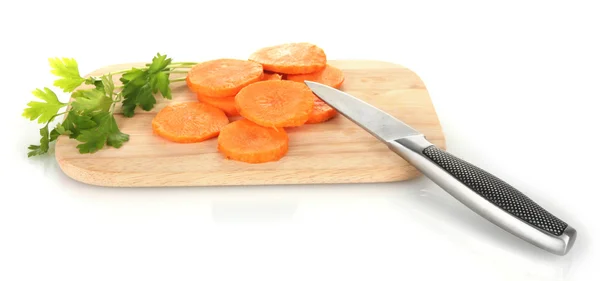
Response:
[194,71,285,117]
[196,94,239,117]
[152,102,229,143]
[235,80,314,127]
[262,72,283,81]
[194,71,284,117]
[249,42,327,74]
[217,119,289,163]
[186,59,263,97]
[306,95,338,124]
[286,64,345,89]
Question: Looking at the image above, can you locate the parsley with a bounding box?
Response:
[27,123,51,157]
[22,88,67,124]
[119,53,174,116]
[71,89,113,112]
[23,53,198,157]
[26,113,65,157]
[49,58,86,92]
[61,112,96,139]
[76,112,128,153]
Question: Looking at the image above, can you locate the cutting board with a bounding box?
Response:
[55,60,446,187]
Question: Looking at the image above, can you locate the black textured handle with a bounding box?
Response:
[422,145,568,236]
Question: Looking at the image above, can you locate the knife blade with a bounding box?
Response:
[303,81,421,142]
[304,81,577,256]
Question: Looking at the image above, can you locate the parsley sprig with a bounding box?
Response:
[22,53,198,157]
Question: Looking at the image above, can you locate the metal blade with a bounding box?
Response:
[304,81,422,142]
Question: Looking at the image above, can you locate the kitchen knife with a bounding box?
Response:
[304,81,576,256]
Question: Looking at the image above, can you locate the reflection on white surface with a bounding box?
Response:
[211,200,299,224]
[4,152,588,281]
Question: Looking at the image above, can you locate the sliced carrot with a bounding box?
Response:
[152,102,229,143]
[193,71,285,117]
[286,64,345,89]
[217,119,289,163]
[306,95,338,124]
[235,80,314,127]
[196,94,239,117]
[194,71,284,117]
[186,59,263,97]
[248,42,327,74]
[262,72,283,81]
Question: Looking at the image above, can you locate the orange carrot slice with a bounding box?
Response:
[194,71,284,117]
[262,72,283,81]
[235,80,314,127]
[152,102,229,143]
[186,59,263,97]
[196,94,239,117]
[217,119,289,163]
[249,42,327,74]
[306,95,338,124]
[286,64,345,89]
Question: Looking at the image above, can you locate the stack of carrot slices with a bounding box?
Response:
[152,42,345,164]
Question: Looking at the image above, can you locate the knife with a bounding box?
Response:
[304,81,577,256]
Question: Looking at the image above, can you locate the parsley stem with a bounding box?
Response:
[45,111,67,124]
[170,77,186,82]
[108,68,190,76]
[107,65,192,76]
[53,111,67,119]
[109,93,123,113]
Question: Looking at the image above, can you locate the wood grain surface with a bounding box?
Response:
[55,60,446,187]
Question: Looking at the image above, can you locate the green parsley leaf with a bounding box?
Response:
[119,54,175,117]
[120,68,149,117]
[148,53,172,74]
[61,113,97,139]
[27,112,70,157]
[22,88,66,124]
[101,74,115,98]
[93,80,104,91]
[49,123,71,141]
[75,127,107,154]
[71,89,113,113]
[76,112,111,153]
[54,123,71,136]
[151,71,171,99]
[49,128,59,142]
[27,124,50,157]
[105,116,129,148]
[48,57,86,92]
[49,128,60,142]
[135,84,155,111]
[75,112,129,153]
[121,93,138,118]
[120,68,146,84]
[84,76,105,92]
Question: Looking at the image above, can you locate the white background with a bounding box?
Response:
[1,0,599,280]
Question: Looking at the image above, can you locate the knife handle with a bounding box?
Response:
[387,135,577,255]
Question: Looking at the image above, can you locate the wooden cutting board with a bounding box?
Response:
[55,60,446,187]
